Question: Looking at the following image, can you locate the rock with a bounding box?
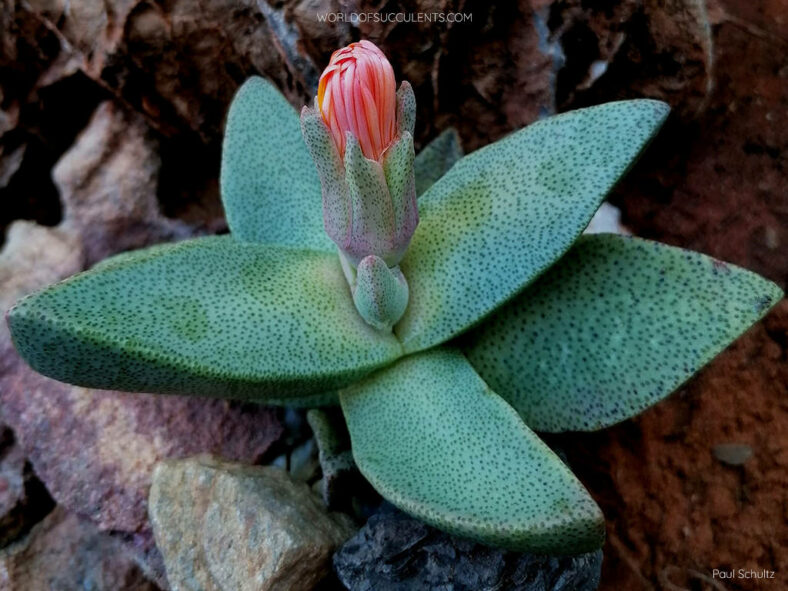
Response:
[0,372,284,535]
[333,503,603,591]
[354,3,558,152]
[0,507,160,590]
[550,0,713,118]
[713,443,754,466]
[120,529,171,591]
[15,0,321,140]
[0,426,54,548]
[53,100,194,265]
[149,456,357,591]
[583,203,630,236]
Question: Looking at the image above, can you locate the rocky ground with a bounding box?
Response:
[0,0,785,589]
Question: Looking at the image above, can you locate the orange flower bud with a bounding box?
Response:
[317,40,397,161]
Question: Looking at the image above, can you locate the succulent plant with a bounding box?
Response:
[7,41,782,556]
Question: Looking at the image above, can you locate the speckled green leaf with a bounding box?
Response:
[220,77,334,251]
[8,236,402,400]
[414,127,463,196]
[340,348,605,554]
[395,100,670,354]
[465,234,783,432]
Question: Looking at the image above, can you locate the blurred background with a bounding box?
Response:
[0,1,785,590]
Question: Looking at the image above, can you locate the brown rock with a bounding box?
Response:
[53,100,194,265]
[149,456,356,591]
[0,507,160,590]
[550,0,713,118]
[15,0,322,140]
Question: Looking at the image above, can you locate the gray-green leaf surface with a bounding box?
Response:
[465,234,783,432]
[340,348,605,554]
[414,127,463,196]
[396,100,670,354]
[220,77,334,251]
[8,236,401,400]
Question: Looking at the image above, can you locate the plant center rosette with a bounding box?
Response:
[7,41,782,555]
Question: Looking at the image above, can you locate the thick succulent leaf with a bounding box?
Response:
[7,236,402,400]
[340,348,605,554]
[465,234,783,432]
[220,77,334,251]
[414,127,463,196]
[396,100,670,354]
[396,82,416,137]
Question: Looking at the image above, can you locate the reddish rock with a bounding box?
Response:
[0,370,284,534]
[0,507,160,590]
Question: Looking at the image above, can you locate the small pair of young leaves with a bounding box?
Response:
[7,77,782,554]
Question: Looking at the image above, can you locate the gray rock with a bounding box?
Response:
[333,503,602,591]
[0,507,159,590]
[149,456,357,591]
[713,443,754,466]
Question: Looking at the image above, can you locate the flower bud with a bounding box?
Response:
[351,255,409,331]
[301,40,418,269]
[318,40,396,162]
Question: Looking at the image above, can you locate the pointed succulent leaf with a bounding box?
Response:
[352,255,410,331]
[343,135,399,266]
[381,132,418,245]
[340,348,605,554]
[301,105,351,250]
[7,237,402,401]
[396,81,416,137]
[414,127,463,196]
[221,77,334,251]
[465,234,783,432]
[396,100,670,354]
